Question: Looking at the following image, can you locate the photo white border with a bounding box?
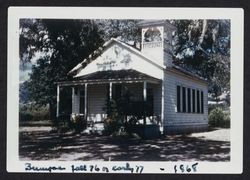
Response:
[7,7,244,174]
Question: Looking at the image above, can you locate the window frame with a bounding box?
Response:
[176,84,205,114]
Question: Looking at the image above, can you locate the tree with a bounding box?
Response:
[20,19,104,119]
[20,19,141,120]
[96,19,140,48]
[19,81,29,104]
[172,20,230,99]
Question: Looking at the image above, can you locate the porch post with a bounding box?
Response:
[161,82,164,133]
[109,82,113,100]
[143,81,147,125]
[56,85,60,118]
[84,83,88,120]
[190,88,193,113]
[72,87,75,113]
[143,81,147,101]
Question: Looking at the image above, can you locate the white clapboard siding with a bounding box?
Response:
[75,42,163,80]
[164,51,173,67]
[87,84,107,122]
[72,88,80,114]
[163,70,208,126]
[148,83,162,116]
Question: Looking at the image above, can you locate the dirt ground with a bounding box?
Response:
[19,127,230,161]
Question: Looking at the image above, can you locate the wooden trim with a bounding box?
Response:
[109,82,112,100]
[186,87,188,113]
[190,88,193,113]
[56,85,60,117]
[161,81,164,130]
[84,84,88,120]
[180,85,183,112]
[165,68,208,85]
[143,81,147,102]
[68,38,165,76]
[72,87,75,113]
[57,78,161,87]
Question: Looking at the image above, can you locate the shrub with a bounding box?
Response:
[223,110,231,128]
[19,103,50,121]
[103,99,122,135]
[103,117,121,135]
[209,107,230,128]
[70,114,87,133]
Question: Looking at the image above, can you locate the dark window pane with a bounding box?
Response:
[182,87,186,112]
[187,88,191,113]
[201,91,204,113]
[177,86,181,112]
[197,90,200,113]
[192,89,196,113]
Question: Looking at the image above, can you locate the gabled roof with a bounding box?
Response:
[68,38,207,84]
[168,65,207,84]
[68,38,164,76]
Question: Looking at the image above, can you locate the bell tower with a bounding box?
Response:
[137,20,177,67]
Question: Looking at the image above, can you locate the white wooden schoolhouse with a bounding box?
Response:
[56,20,208,135]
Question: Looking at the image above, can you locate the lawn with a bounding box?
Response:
[19,125,230,161]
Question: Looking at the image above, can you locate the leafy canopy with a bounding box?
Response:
[19,19,231,117]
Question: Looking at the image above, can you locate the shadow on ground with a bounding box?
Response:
[19,130,230,161]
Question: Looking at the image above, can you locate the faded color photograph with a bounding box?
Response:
[19,19,230,161]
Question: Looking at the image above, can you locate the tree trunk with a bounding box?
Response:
[199,19,208,45]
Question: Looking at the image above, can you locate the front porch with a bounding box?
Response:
[56,70,163,136]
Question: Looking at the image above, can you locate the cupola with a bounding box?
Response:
[137,20,177,67]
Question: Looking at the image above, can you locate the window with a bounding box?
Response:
[201,91,204,113]
[192,89,196,113]
[177,85,181,112]
[177,85,205,114]
[187,88,191,113]
[197,90,200,113]
[182,87,186,112]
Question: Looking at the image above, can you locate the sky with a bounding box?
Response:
[19,51,50,83]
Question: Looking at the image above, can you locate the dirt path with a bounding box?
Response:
[189,128,230,142]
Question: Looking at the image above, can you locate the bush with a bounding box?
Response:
[19,112,33,121]
[209,107,230,128]
[70,114,87,133]
[103,99,123,135]
[223,110,230,128]
[103,117,122,135]
[19,103,50,121]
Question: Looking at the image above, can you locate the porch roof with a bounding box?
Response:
[57,69,161,86]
